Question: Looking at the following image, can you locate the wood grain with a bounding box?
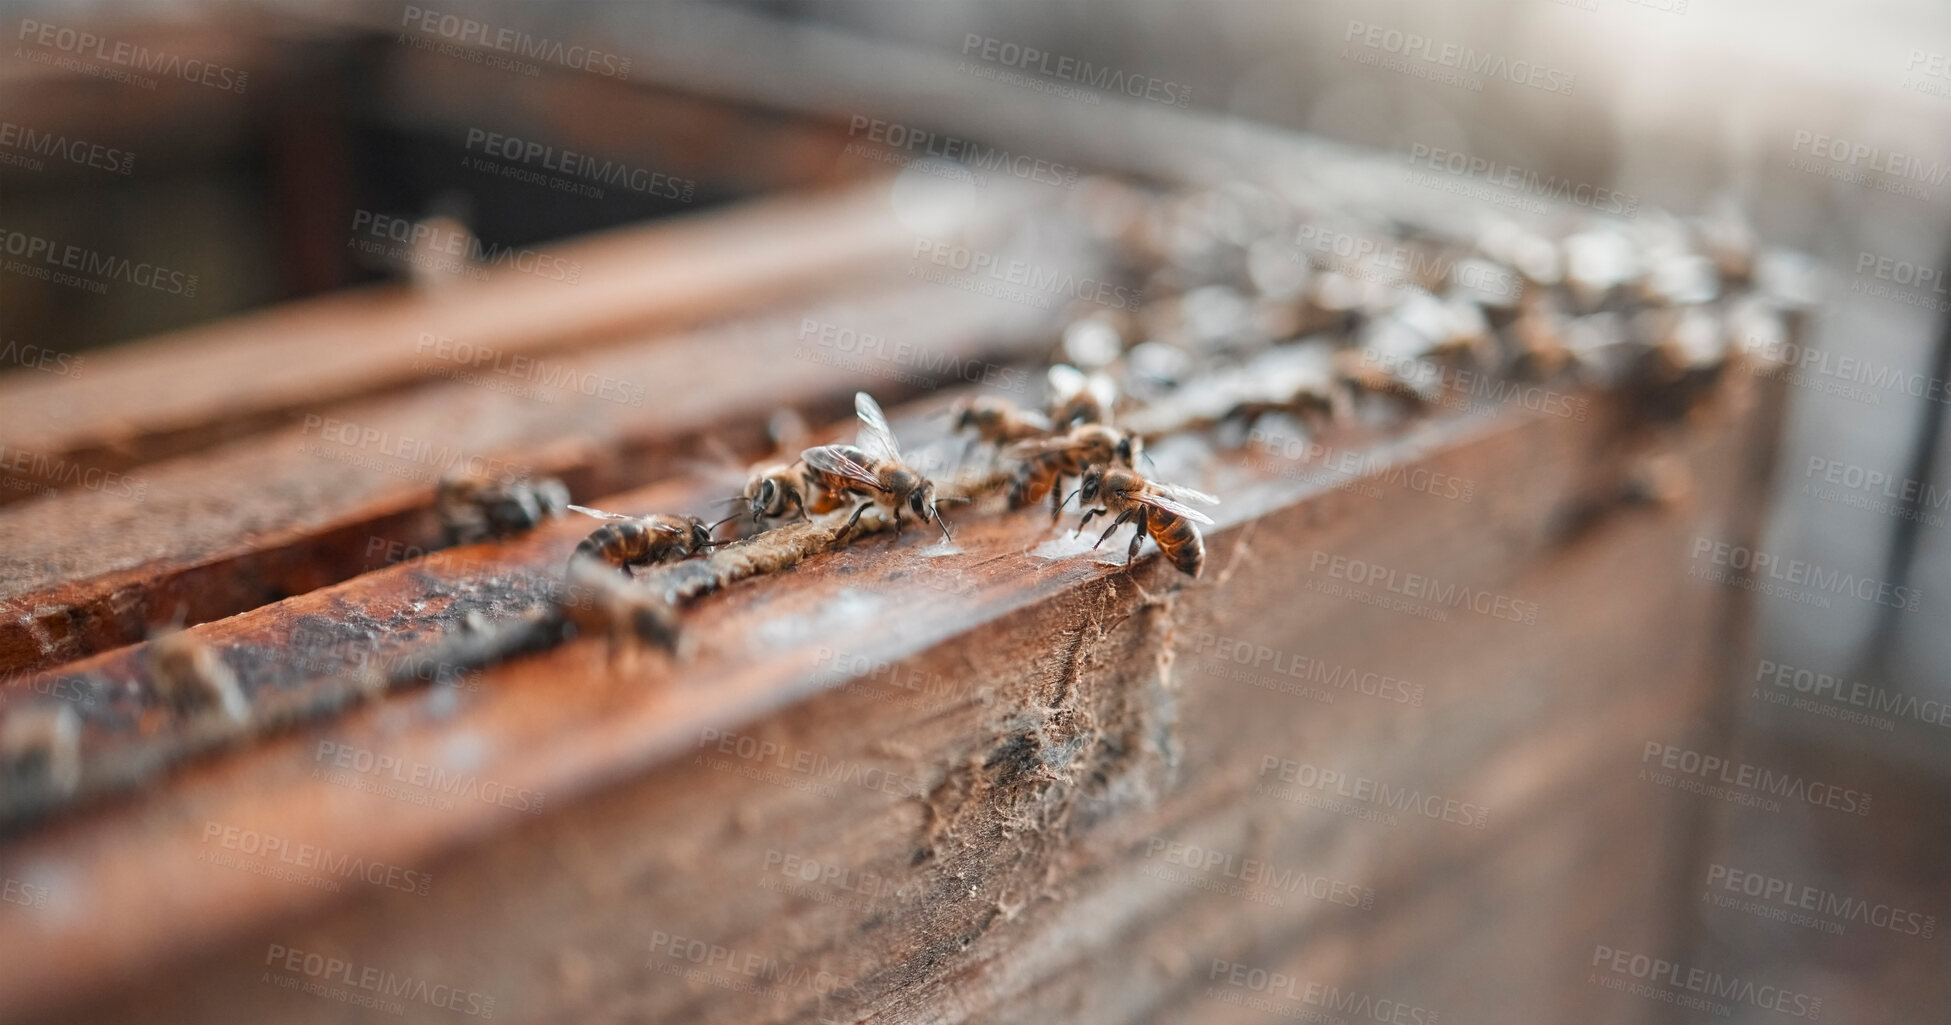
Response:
[0,371,1781,1023]
[0,183,1091,673]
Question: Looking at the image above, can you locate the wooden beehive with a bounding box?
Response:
[0,39,1791,1023]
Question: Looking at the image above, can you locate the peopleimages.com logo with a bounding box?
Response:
[1590,944,1821,1019]
[399,6,631,79]
[15,18,248,92]
[1342,20,1576,95]
[1689,537,1922,612]
[1641,742,1871,816]
[0,228,197,296]
[958,34,1192,107]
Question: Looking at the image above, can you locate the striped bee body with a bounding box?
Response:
[568,510,714,574]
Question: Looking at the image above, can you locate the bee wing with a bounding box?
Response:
[1152,482,1221,506]
[1047,364,1087,400]
[849,391,903,463]
[768,407,811,453]
[802,444,886,492]
[1086,372,1119,410]
[1133,493,1217,525]
[1000,434,1060,460]
[567,504,637,522]
[568,505,685,533]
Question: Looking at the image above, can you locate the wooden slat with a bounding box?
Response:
[0,185,1094,672]
[0,179,1028,494]
[0,370,1781,1021]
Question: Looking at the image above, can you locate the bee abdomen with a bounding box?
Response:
[1155,515,1205,578]
[575,523,648,570]
[1010,461,1058,509]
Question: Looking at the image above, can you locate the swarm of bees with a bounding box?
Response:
[553,363,1220,658]
[0,176,1822,828]
[456,181,1810,653]
[566,381,1199,585]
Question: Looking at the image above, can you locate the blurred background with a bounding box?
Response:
[3,0,1947,1019]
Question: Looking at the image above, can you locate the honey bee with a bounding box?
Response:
[1336,349,1441,409]
[1507,295,1572,380]
[436,471,570,545]
[1047,364,1118,427]
[1076,466,1219,577]
[562,554,683,651]
[738,460,813,525]
[567,505,720,575]
[1,702,80,797]
[147,631,249,724]
[1004,423,1141,521]
[719,409,828,529]
[1164,342,1345,438]
[952,396,1053,448]
[800,392,953,542]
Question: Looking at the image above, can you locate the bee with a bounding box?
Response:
[1216,345,1347,433]
[1004,423,1141,521]
[436,471,570,545]
[1075,466,1219,578]
[147,631,249,724]
[1507,295,1572,381]
[1133,341,1341,440]
[1336,349,1441,409]
[801,392,953,542]
[952,396,1053,449]
[1047,364,1118,427]
[567,506,720,575]
[719,409,828,529]
[1,702,80,797]
[737,460,813,525]
[562,555,683,651]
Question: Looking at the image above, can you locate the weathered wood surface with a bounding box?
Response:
[0,30,1800,1020]
[0,183,1089,674]
[0,180,1017,495]
[0,368,1780,1023]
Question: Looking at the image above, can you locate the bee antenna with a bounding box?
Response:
[707,513,743,532]
[1059,487,1082,510]
[712,495,747,506]
[934,513,954,544]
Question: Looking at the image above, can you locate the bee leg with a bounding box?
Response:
[1092,509,1135,550]
[1126,508,1149,565]
[1076,506,1103,536]
[840,500,874,540]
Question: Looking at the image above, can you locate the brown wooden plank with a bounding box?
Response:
[0,369,1781,1021]
[0,178,1034,496]
[0,239,1090,674]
